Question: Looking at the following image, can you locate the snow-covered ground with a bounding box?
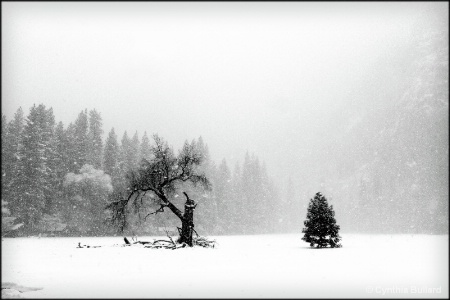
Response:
[2,234,448,298]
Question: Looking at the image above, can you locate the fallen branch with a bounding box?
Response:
[193,236,217,248]
[76,235,217,250]
[133,234,216,249]
[77,242,102,248]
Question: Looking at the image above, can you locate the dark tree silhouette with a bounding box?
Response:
[106,134,211,247]
[302,192,342,248]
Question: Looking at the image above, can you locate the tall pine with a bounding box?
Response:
[87,109,103,169]
[52,121,70,212]
[73,109,89,169]
[195,137,218,234]
[13,104,54,232]
[42,107,58,213]
[103,128,122,192]
[139,131,152,162]
[119,131,130,178]
[231,161,243,234]
[2,108,24,207]
[65,122,78,173]
[214,159,232,234]
[129,131,140,170]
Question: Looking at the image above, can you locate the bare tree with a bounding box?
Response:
[106,134,211,247]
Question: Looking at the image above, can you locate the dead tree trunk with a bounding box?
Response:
[177,192,196,246]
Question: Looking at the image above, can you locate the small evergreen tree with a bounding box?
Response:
[302,192,342,248]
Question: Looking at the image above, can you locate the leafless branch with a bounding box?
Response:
[192,228,200,238]
[144,203,168,221]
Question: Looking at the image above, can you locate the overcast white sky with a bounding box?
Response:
[1,1,444,185]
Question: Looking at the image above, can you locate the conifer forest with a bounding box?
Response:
[2,106,281,237]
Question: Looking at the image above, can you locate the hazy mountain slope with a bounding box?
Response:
[320,12,448,233]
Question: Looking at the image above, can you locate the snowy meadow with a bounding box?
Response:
[2,234,448,298]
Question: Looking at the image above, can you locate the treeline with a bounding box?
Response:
[1,104,282,237]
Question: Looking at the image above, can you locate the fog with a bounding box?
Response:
[2,2,448,234]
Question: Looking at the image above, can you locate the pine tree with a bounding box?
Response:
[87,109,103,169]
[73,109,89,169]
[103,128,122,192]
[2,108,25,207]
[302,192,342,248]
[53,121,70,212]
[13,104,53,232]
[240,152,252,234]
[214,159,232,233]
[129,131,140,170]
[119,131,131,176]
[230,161,243,234]
[266,174,279,234]
[1,115,11,202]
[54,122,69,180]
[193,137,218,234]
[42,107,58,213]
[1,114,7,167]
[65,122,78,173]
[251,155,265,234]
[282,177,297,232]
[259,162,276,233]
[139,131,152,162]
[239,152,269,234]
